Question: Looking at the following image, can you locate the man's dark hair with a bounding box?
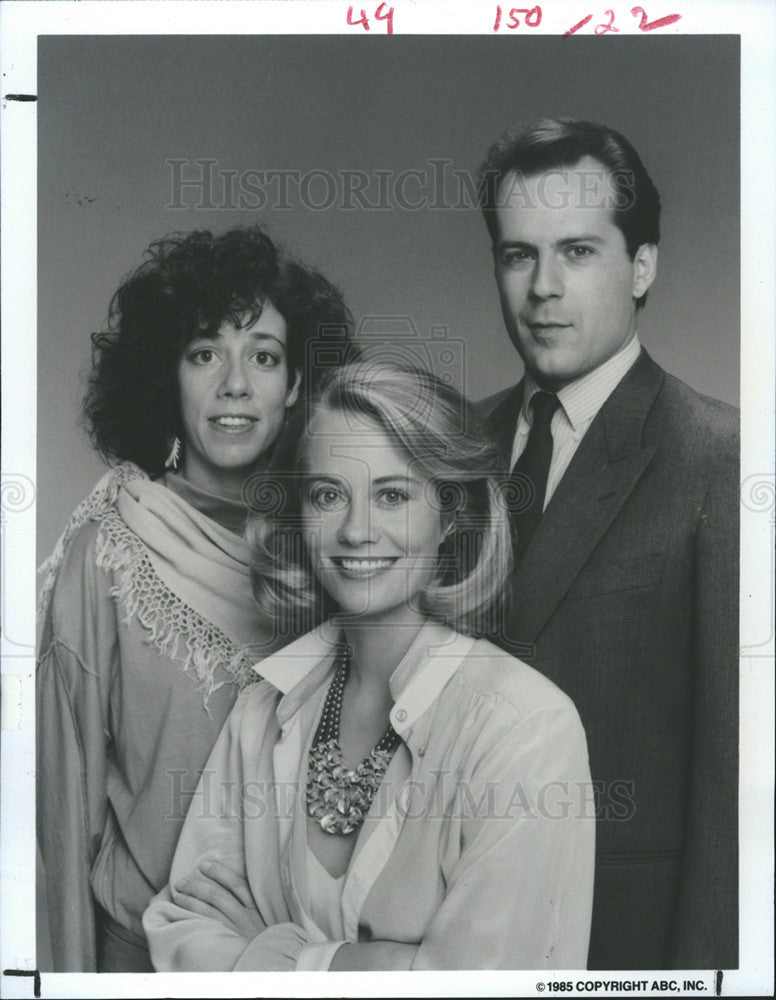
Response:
[83,226,355,475]
[478,116,661,261]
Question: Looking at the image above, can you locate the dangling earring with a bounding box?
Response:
[442,520,455,540]
[164,436,181,471]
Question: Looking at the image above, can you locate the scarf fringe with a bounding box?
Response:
[37,463,143,635]
[96,507,258,706]
[39,463,258,708]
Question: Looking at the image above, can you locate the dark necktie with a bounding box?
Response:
[509,391,560,562]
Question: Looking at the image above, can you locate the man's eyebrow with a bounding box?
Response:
[496,236,607,253]
[496,239,536,253]
[556,235,606,247]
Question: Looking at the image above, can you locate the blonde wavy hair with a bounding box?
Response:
[247,360,512,638]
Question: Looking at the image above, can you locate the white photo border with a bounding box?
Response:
[1,1,773,997]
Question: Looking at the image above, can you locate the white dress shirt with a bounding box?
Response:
[510,335,642,509]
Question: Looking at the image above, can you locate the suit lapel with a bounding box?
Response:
[506,351,665,642]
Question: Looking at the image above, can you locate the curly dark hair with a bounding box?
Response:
[83,226,355,475]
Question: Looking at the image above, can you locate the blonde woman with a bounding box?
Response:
[144,360,594,970]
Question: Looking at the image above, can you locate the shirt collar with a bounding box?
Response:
[253,620,475,736]
[522,334,642,432]
[252,621,340,727]
[387,625,476,742]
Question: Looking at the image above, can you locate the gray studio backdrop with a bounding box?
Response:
[38,34,739,560]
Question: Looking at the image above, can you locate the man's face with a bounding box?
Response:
[493,156,656,389]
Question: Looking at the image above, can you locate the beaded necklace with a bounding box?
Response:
[306,644,402,836]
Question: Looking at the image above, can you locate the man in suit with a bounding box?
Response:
[477,118,738,970]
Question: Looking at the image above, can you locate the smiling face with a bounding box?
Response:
[177,300,300,494]
[494,156,657,389]
[300,406,445,627]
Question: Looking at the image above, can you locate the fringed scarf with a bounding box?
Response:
[38,463,275,703]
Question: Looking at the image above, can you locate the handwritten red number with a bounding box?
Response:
[347,6,370,30]
[564,13,593,35]
[375,3,394,34]
[496,5,542,30]
[631,6,681,30]
[347,4,394,33]
[525,4,542,26]
[594,9,619,33]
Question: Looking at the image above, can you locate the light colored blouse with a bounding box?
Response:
[303,845,346,941]
[144,622,595,970]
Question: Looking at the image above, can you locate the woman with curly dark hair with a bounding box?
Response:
[36,226,354,972]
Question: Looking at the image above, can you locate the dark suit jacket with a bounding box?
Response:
[480,349,739,970]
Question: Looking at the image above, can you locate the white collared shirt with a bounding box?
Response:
[510,335,642,509]
[144,622,594,971]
